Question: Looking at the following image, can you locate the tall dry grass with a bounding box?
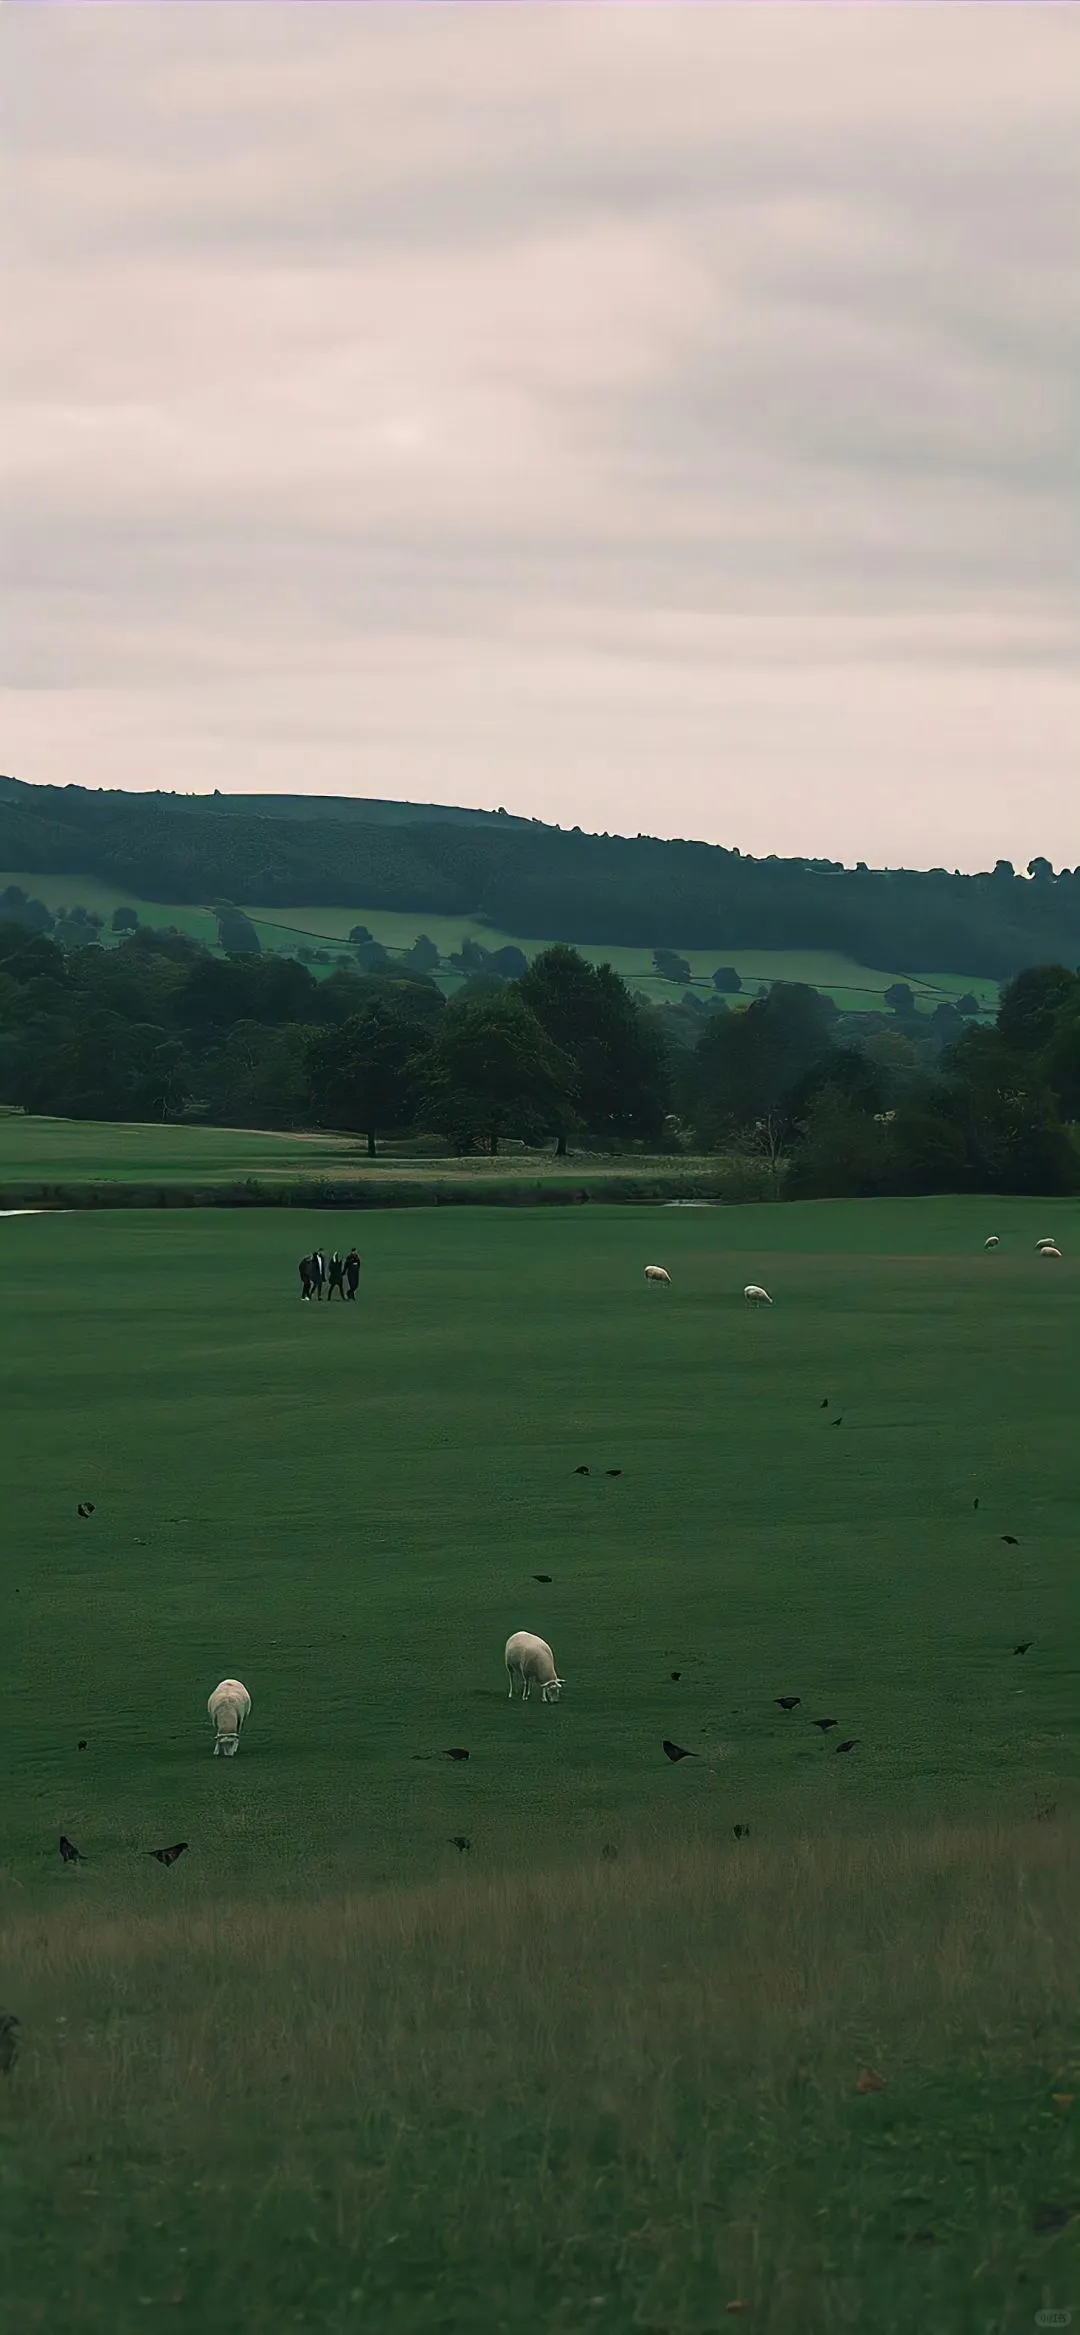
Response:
[1,1820,1078,2334]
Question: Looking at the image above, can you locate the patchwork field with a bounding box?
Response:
[0,867,1000,1013]
[1,1199,1077,2330]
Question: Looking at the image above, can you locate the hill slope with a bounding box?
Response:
[0,774,1075,978]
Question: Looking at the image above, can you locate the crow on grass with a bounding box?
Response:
[811,1718,839,1733]
[1013,1641,1033,1656]
[775,1696,801,1712]
[77,1740,87,1751]
[835,1739,858,1755]
[733,1824,750,1841]
[533,1574,553,1584]
[59,1836,83,1865]
[76,1502,95,1519]
[832,1417,844,1428]
[574,1465,590,1476]
[669,1671,681,1682]
[448,1836,470,1853]
[605,1469,623,1478]
[662,1740,696,1762]
[149,1843,188,1866]
[444,1748,470,1762]
[1002,1535,1019,1546]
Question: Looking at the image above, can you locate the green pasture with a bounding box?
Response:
[1,1197,1076,1901]
[0,868,1000,1012]
[0,1110,364,1184]
[0,1108,717,1187]
[1,1198,1078,2333]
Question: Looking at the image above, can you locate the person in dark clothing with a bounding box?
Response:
[327,1252,346,1301]
[299,1255,313,1302]
[345,1249,361,1301]
[309,1249,326,1302]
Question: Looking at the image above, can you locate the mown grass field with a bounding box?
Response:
[0,866,999,1013]
[1,1199,1077,2331]
[0,1107,719,1189]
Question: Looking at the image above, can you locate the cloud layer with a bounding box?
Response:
[3,4,1077,870]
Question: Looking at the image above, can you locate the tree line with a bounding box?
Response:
[1,911,1078,1196]
[3,773,1080,978]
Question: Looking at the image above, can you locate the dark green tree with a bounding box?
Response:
[418,989,576,1155]
[306,1001,436,1156]
[518,945,670,1152]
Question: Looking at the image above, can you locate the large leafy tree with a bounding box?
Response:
[305,999,436,1156]
[687,981,836,1147]
[518,945,670,1151]
[418,988,576,1155]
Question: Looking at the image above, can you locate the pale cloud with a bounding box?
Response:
[1,3,1077,874]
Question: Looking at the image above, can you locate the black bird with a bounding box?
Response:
[76,1502,95,1519]
[149,1843,188,1866]
[811,1718,839,1733]
[821,1398,829,1409]
[1002,1535,1019,1546]
[775,1696,801,1712]
[77,1739,87,1751]
[835,1739,858,1755]
[1013,1641,1033,1656]
[533,1574,553,1584]
[832,1416,844,1428]
[0,2015,19,2077]
[605,1469,623,1477]
[59,1835,83,1865]
[662,1739,696,1762]
[574,1465,590,1476]
[443,1748,470,1762]
[733,1823,750,1840]
[448,1836,470,1853]
[669,1671,681,1682]
[973,1497,979,1510]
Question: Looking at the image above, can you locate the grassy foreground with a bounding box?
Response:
[2,1825,1077,2334]
[1,1199,1077,2328]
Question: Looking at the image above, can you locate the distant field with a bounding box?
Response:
[0,1111,365,1184]
[1,1197,1076,2329]
[0,868,1000,1014]
[0,1110,725,1188]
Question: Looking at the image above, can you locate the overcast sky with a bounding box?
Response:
[3,4,1077,872]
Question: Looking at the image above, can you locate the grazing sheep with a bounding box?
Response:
[208,1678,251,1757]
[505,1631,565,1703]
[644,1265,671,1285]
[1040,1245,1063,1259]
[984,1236,1000,1249]
[744,1284,773,1306]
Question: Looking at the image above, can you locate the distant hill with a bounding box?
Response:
[195,791,531,830]
[0,774,1074,980]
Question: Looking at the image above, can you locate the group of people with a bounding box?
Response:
[299,1247,361,1302]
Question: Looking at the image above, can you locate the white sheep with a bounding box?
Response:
[744,1284,773,1306]
[644,1265,671,1285]
[1040,1245,1063,1259]
[984,1236,1000,1249]
[505,1631,565,1703]
[207,1678,251,1757]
